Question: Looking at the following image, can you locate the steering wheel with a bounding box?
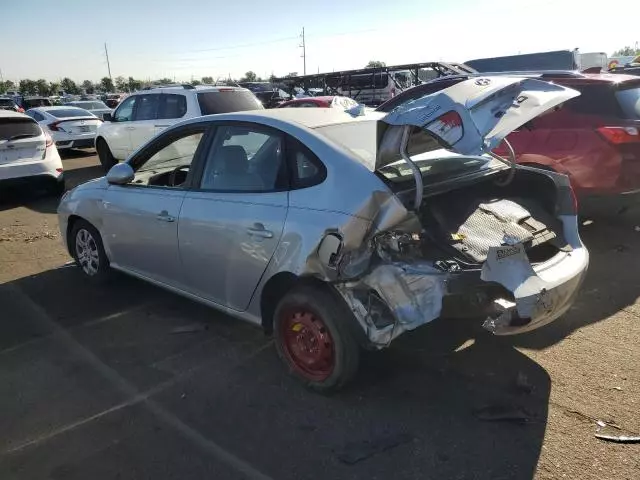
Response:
[169,165,190,187]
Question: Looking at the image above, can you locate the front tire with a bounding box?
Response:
[96,138,117,173]
[70,219,111,282]
[274,285,360,392]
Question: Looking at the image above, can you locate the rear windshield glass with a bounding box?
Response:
[70,101,108,110]
[0,118,41,141]
[23,98,52,108]
[615,87,640,119]
[197,91,263,114]
[0,98,15,107]
[48,108,93,118]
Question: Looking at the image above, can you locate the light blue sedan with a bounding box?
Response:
[58,77,588,391]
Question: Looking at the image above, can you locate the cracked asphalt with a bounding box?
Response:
[0,151,638,480]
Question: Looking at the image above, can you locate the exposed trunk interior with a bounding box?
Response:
[417,169,568,266]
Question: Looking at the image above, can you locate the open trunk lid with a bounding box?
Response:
[377,76,580,166]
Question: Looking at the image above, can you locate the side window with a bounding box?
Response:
[33,112,45,122]
[564,85,623,117]
[114,96,136,122]
[129,128,206,188]
[158,94,187,119]
[200,125,286,192]
[287,137,326,188]
[133,94,160,121]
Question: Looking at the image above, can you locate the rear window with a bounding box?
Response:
[48,108,93,118]
[564,85,623,117]
[0,117,41,141]
[197,91,263,115]
[71,101,108,110]
[0,98,15,107]
[23,98,52,108]
[615,86,640,119]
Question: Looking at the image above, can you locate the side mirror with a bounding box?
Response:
[106,162,134,185]
[103,112,113,122]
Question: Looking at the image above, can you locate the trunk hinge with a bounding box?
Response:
[400,125,423,211]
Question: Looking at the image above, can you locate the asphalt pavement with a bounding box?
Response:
[0,151,638,480]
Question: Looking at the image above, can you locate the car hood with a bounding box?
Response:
[377,76,579,169]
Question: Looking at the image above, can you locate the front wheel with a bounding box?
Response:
[70,219,111,282]
[96,138,117,173]
[274,285,360,392]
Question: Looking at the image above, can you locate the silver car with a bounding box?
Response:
[58,76,589,391]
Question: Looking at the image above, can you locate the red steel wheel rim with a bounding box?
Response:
[280,309,335,381]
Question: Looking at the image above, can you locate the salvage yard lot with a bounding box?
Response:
[0,151,638,480]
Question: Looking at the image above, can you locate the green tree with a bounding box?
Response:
[1,80,15,93]
[100,77,114,92]
[81,80,95,94]
[612,46,640,57]
[49,82,60,97]
[19,79,37,95]
[241,71,258,82]
[366,60,386,68]
[115,76,127,92]
[156,78,173,85]
[191,79,202,86]
[35,79,50,96]
[201,76,213,84]
[60,78,79,94]
[127,77,142,92]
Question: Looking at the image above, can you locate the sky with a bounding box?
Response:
[1,0,638,84]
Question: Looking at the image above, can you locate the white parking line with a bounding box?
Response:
[3,283,275,480]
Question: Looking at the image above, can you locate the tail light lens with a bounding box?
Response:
[569,185,578,214]
[44,131,53,148]
[48,121,61,132]
[596,126,640,144]
[425,111,464,146]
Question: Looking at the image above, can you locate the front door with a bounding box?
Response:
[101,124,209,287]
[106,95,137,160]
[179,123,289,310]
[128,93,160,156]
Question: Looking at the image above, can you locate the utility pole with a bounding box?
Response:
[104,43,112,82]
[300,27,306,76]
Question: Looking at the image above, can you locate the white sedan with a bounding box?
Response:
[25,106,102,150]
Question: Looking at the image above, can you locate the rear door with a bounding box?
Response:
[129,94,160,155]
[179,122,288,310]
[0,117,45,164]
[155,93,187,136]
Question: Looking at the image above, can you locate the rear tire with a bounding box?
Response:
[70,219,111,283]
[96,138,117,173]
[274,285,360,392]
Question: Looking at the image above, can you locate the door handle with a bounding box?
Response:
[246,223,273,239]
[154,124,170,128]
[156,210,175,222]
[125,126,135,130]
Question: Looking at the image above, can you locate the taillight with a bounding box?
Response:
[596,126,640,144]
[48,121,61,132]
[425,111,464,146]
[45,131,53,148]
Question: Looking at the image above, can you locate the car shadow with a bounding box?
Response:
[505,210,640,350]
[0,164,103,214]
[59,148,97,160]
[1,264,550,480]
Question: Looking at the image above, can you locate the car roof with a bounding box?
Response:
[136,85,250,95]
[199,107,384,129]
[288,96,335,103]
[32,106,86,111]
[0,110,32,119]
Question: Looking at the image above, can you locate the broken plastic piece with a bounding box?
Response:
[595,421,640,443]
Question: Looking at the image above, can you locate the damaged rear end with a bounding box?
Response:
[325,76,589,347]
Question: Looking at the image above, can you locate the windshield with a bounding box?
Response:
[23,98,52,108]
[0,117,41,141]
[197,91,263,114]
[48,108,94,118]
[615,86,640,119]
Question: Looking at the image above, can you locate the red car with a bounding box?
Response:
[277,95,358,109]
[378,72,640,213]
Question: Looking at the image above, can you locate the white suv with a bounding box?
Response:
[95,85,263,170]
[0,110,64,194]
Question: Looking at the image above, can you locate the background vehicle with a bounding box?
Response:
[378,72,640,213]
[238,82,291,108]
[277,96,358,109]
[0,110,64,194]
[59,77,587,391]
[105,93,125,108]
[64,100,113,120]
[22,96,53,109]
[95,84,263,170]
[26,106,102,151]
[465,50,580,72]
[0,97,24,112]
